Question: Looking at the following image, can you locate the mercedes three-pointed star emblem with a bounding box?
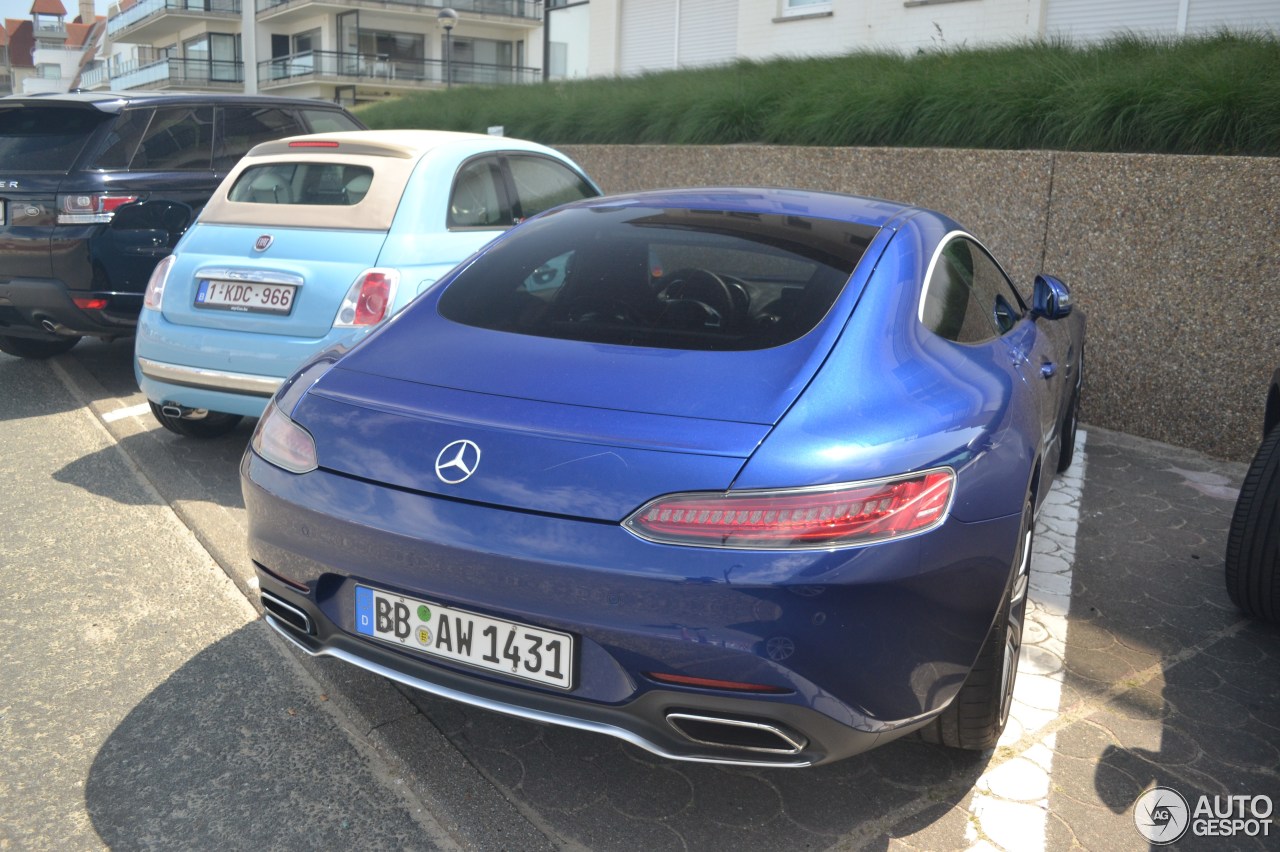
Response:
[434,439,481,484]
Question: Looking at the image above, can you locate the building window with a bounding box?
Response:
[782,0,831,16]
[38,63,61,79]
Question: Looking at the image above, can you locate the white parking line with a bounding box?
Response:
[101,402,153,423]
[966,429,1088,851]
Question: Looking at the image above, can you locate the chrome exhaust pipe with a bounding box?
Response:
[40,318,68,335]
[261,590,315,636]
[666,712,807,755]
[160,403,211,420]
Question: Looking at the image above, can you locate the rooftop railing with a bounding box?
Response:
[108,0,242,37]
[257,0,540,21]
[258,50,539,88]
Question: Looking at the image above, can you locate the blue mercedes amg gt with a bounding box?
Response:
[243,188,1086,767]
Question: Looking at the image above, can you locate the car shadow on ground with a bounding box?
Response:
[1035,433,1280,851]
[52,425,254,510]
[84,622,433,850]
[394,685,992,851]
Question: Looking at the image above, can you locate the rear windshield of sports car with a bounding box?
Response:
[437,205,877,351]
[0,107,112,172]
[228,162,375,206]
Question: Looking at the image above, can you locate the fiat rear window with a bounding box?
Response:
[438,205,877,351]
[228,163,375,205]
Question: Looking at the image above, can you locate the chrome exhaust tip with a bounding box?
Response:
[261,590,315,636]
[666,712,807,755]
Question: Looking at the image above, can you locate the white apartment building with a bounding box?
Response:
[102,0,543,103]
[89,0,1280,100]
[547,0,1280,79]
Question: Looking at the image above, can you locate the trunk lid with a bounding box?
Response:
[161,223,387,339]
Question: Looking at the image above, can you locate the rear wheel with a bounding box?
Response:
[149,401,242,439]
[920,494,1034,749]
[1057,347,1084,473]
[1225,426,1280,622]
[0,334,80,359]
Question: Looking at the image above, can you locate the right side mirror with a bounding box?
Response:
[1032,274,1073,320]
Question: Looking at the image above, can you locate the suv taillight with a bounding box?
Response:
[623,469,955,550]
[56,192,144,224]
[334,269,399,328]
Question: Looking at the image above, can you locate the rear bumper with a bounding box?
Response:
[0,278,139,339]
[135,308,362,418]
[243,450,1023,766]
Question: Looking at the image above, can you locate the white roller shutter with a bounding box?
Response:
[620,0,678,76]
[677,0,739,69]
[1185,0,1280,34]
[1045,0,1180,41]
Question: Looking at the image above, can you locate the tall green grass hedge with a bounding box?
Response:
[356,32,1280,155]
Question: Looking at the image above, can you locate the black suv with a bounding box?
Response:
[0,92,364,358]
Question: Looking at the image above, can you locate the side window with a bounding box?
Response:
[920,238,999,344]
[132,106,214,171]
[215,106,305,169]
[300,108,363,133]
[506,155,597,220]
[967,243,1025,335]
[88,108,153,170]
[448,158,510,228]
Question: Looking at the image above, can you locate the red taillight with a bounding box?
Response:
[335,269,400,328]
[72,296,109,310]
[289,140,340,148]
[99,195,140,213]
[645,672,790,694]
[56,192,143,223]
[354,272,391,325]
[624,469,955,550]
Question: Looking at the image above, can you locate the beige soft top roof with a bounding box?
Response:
[198,130,524,231]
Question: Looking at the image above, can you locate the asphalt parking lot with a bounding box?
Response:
[3,337,1278,851]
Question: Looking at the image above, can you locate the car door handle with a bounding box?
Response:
[1040,361,1057,379]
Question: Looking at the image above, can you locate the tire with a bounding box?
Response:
[920,494,1034,749]
[1056,391,1079,473]
[149,401,243,439]
[1057,347,1084,473]
[1225,425,1280,622]
[0,334,80,359]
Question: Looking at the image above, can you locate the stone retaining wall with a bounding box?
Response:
[560,144,1280,461]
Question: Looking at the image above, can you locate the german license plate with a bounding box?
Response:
[354,586,574,690]
[195,279,296,315]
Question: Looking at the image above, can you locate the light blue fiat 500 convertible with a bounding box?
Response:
[135,129,600,437]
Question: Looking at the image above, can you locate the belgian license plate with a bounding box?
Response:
[195,279,296,315]
[354,586,574,690]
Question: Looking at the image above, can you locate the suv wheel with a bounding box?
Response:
[0,335,81,359]
[1225,425,1280,622]
[149,401,243,439]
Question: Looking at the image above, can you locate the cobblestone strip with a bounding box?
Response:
[965,430,1089,851]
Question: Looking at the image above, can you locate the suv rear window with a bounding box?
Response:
[228,163,374,205]
[438,205,876,351]
[0,107,112,172]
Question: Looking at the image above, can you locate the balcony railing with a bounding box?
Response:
[109,0,242,37]
[112,56,245,90]
[258,50,539,87]
[78,65,110,88]
[257,0,540,21]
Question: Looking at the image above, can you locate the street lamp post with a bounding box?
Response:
[438,7,458,89]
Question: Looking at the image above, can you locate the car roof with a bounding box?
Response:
[562,187,922,230]
[0,91,354,113]
[246,129,570,161]
[200,130,582,231]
